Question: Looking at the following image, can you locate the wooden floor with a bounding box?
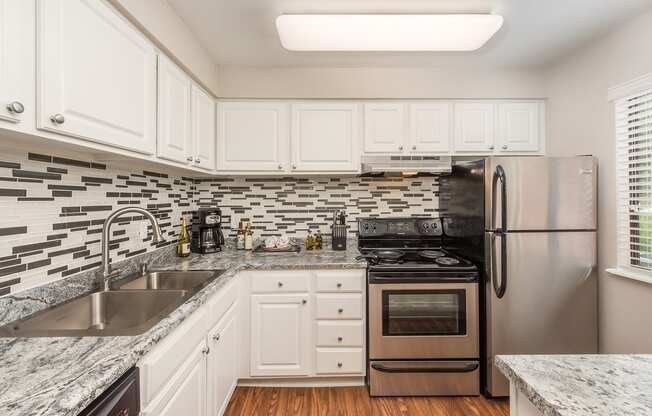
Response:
[224,386,509,416]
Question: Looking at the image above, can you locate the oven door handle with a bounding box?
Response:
[371,362,479,374]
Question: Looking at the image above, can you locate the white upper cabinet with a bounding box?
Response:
[0,0,34,127]
[497,102,543,153]
[217,102,289,172]
[291,103,360,172]
[250,294,311,376]
[191,84,216,171]
[37,0,157,154]
[363,103,407,153]
[454,102,496,153]
[157,55,192,164]
[409,102,452,153]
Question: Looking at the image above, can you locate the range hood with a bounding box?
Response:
[360,155,452,176]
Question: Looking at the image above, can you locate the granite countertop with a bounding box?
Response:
[496,354,652,416]
[0,241,365,416]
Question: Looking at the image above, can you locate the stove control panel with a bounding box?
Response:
[358,218,442,238]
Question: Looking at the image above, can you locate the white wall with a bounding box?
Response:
[545,8,652,353]
[109,0,219,96]
[217,66,546,99]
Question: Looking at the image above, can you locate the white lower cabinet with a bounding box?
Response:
[142,340,208,416]
[208,304,239,416]
[250,293,312,376]
[140,279,239,416]
[247,269,366,379]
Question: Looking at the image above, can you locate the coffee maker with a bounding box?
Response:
[191,208,225,254]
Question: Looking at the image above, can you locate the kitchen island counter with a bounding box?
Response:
[496,354,652,416]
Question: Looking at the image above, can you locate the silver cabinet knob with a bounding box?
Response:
[488,145,495,150]
[502,145,508,150]
[278,164,283,170]
[292,164,297,170]
[302,299,307,304]
[6,101,24,114]
[338,308,344,313]
[278,281,283,288]
[412,145,417,150]
[337,362,343,368]
[195,158,201,164]
[213,333,220,342]
[201,346,210,355]
[336,282,342,288]
[337,336,343,342]
[50,113,65,124]
[398,145,403,150]
[186,156,193,162]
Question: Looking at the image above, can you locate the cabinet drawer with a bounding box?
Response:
[315,348,364,375]
[206,278,238,329]
[315,270,364,293]
[251,271,310,293]
[139,304,207,407]
[315,294,363,320]
[316,321,364,347]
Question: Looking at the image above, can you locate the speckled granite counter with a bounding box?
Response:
[0,241,365,416]
[496,354,652,416]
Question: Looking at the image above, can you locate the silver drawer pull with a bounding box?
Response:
[337,362,343,368]
[337,308,343,313]
[6,101,24,114]
[302,299,307,304]
[277,281,283,287]
[50,113,65,124]
[337,336,343,342]
[336,282,342,288]
[213,333,220,342]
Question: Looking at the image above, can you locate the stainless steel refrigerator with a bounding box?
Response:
[440,156,598,397]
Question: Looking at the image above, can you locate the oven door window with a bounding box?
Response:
[382,290,467,336]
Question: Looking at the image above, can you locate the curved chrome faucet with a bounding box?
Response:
[98,207,165,291]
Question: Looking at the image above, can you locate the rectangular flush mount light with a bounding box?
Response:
[276,14,504,51]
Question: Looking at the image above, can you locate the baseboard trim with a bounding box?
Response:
[237,377,366,388]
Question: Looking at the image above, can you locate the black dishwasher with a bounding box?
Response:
[78,367,139,416]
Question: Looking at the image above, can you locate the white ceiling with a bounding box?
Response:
[167,0,652,69]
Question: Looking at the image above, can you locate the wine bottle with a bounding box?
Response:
[176,217,190,257]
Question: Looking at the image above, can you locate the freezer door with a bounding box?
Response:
[485,156,597,231]
[485,231,598,397]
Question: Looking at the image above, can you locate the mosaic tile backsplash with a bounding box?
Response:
[0,148,439,295]
[197,176,440,238]
[0,149,195,295]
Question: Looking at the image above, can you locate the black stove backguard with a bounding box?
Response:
[439,159,486,264]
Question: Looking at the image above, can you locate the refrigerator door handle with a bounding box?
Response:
[491,165,507,232]
[491,232,508,299]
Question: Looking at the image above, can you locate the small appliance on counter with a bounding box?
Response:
[331,210,347,250]
[191,208,225,254]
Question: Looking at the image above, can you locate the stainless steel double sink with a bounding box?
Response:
[0,270,223,337]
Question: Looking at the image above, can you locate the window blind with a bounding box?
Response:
[615,88,652,272]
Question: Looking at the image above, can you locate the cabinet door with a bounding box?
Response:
[454,102,495,153]
[157,55,192,164]
[207,305,238,416]
[37,0,156,154]
[291,103,360,172]
[409,103,452,153]
[217,102,289,172]
[192,84,216,170]
[497,102,541,153]
[0,0,33,126]
[142,341,207,416]
[363,103,406,153]
[250,294,311,376]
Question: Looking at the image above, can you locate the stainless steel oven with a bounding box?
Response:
[369,281,478,359]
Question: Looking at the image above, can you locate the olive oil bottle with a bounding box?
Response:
[176,217,190,257]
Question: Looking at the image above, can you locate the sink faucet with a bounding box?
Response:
[98,207,165,291]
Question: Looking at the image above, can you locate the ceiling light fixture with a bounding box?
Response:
[276,14,504,52]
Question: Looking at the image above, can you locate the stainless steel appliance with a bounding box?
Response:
[191,208,225,254]
[440,156,598,397]
[79,367,139,416]
[359,217,480,397]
